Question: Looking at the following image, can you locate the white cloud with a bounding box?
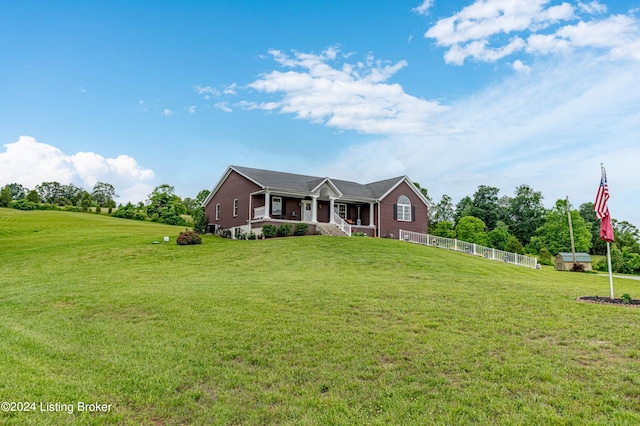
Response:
[413,0,434,16]
[577,1,607,14]
[241,47,447,135]
[214,102,232,112]
[0,136,154,203]
[188,105,197,114]
[161,109,173,117]
[424,0,640,64]
[512,59,531,73]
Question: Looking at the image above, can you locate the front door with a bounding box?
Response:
[302,200,312,222]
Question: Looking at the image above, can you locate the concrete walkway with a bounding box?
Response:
[597,274,640,281]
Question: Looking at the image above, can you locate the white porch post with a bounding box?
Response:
[329,197,335,223]
[264,191,271,219]
[311,196,318,223]
[369,202,374,226]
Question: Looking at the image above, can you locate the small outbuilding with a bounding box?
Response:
[555,252,593,271]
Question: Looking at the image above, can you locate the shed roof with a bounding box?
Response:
[556,252,592,262]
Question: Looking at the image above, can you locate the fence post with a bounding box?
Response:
[455,239,458,251]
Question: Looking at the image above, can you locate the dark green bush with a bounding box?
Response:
[112,203,147,220]
[294,223,309,236]
[12,199,38,210]
[262,224,277,238]
[176,230,202,245]
[277,224,292,237]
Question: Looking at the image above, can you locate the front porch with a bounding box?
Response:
[249,192,377,237]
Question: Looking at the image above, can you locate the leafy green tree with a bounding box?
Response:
[455,216,488,245]
[487,225,511,251]
[505,185,545,246]
[194,189,210,207]
[470,185,501,231]
[192,207,207,234]
[0,186,12,207]
[433,194,454,225]
[59,184,84,205]
[432,220,456,238]
[146,184,187,225]
[26,189,40,203]
[578,202,607,255]
[112,202,147,220]
[454,196,473,225]
[36,181,62,204]
[80,191,92,212]
[92,182,118,207]
[6,183,28,200]
[505,235,524,255]
[526,199,591,255]
[613,220,640,254]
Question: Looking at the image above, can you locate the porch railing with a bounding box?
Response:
[331,212,352,236]
[399,229,538,269]
[253,206,266,219]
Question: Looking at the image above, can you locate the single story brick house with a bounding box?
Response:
[202,165,430,238]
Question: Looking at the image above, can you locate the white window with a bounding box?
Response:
[272,196,282,215]
[233,199,239,217]
[397,195,411,222]
[215,203,220,220]
[334,203,347,219]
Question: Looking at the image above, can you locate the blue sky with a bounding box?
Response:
[1,0,639,226]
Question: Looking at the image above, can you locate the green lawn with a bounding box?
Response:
[1,209,639,425]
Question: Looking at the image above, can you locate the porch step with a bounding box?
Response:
[316,223,349,237]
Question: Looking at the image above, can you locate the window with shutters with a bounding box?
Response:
[397,195,411,221]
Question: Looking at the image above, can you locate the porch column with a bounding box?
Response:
[264,191,271,219]
[329,197,335,223]
[369,202,374,226]
[311,196,318,223]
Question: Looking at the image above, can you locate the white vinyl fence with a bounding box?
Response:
[399,230,539,269]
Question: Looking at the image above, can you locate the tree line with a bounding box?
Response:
[3,179,638,274]
[415,183,640,274]
[0,181,210,234]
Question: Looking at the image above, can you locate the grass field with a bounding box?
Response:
[1,209,639,425]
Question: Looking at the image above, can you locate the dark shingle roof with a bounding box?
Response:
[231,165,403,200]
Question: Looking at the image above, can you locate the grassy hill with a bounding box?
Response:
[1,209,639,425]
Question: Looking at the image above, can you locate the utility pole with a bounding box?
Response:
[566,196,576,264]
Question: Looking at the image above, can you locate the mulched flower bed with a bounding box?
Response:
[577,296,640,307]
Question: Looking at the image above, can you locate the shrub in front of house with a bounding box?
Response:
[217,228,232,239]
[262,224,277,238]
[277,224,292,237]
[294,223,309,236]
[177,230,202,245]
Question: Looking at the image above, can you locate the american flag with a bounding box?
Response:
[594,168,610,219]
[594,166,614,242]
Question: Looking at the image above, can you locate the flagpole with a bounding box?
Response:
[606,241,614,299]
[599,163,614,299]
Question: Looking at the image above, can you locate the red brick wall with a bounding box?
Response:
[378,180,429,238]
[204,170,261,229]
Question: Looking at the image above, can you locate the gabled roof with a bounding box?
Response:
[203,165,431,206]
